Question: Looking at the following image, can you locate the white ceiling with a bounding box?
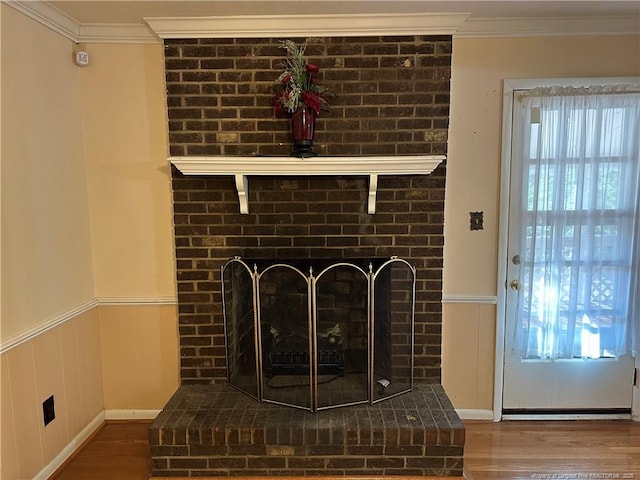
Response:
[46,1,640,24]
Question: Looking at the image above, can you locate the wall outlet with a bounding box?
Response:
[43,395,55,426]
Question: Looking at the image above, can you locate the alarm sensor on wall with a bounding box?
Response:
[73,45,89,66]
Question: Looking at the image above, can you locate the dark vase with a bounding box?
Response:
[290,107,317,157]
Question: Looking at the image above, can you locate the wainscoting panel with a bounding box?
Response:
[98,303,179,410]
[442,302,496,411]
[0,307,104,480]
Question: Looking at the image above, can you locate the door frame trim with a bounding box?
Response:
[494,77,640,422]
[494,78,519,422]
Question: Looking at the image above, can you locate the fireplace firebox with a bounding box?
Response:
[221,256,416,412]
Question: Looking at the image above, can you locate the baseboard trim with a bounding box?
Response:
[104,409,162,420]
[456,409,494,420]
[33,411,105,480]
[502,413,632,421]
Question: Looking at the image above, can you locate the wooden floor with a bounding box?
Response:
[51,419,640,480]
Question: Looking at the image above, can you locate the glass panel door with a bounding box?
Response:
[502,80,639,412]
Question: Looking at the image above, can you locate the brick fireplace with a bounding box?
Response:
[149,35,464,477]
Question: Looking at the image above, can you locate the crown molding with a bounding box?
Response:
[6,2,637,43]
[3,0,159,43]
[456,16,640,38]
[144,12,470,39]
[78,23,159,44]
[4,0,80,42]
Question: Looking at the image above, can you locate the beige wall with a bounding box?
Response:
[442,34,640,411]
[1,6,104,478]
[444,34,640,296]
[99,304,178,410]
[1,5,95,342]
[1,7,178,478]
[80,43,176,300]
[79,42,179,410]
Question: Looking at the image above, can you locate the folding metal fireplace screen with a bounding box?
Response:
[221,257,416,412]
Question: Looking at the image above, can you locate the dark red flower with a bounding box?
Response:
[302,91,324,114]
[273,92,286,117]
[273,40,330,116]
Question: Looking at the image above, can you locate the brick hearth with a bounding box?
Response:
[149,384,464,477]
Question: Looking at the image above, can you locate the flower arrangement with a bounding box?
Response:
[274,39,329,117]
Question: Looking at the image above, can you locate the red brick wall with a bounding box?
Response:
[165,36,451,384]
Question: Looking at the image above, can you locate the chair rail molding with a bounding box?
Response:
[442,294,498,304]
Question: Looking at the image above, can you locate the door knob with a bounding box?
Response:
[510,279,520,291]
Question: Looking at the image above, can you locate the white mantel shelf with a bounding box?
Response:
[170,155,445,214]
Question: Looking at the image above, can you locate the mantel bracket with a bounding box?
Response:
[234,174,249,215]
[368,174,378,214]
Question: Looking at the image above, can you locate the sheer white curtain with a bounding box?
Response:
[514,85,640,360]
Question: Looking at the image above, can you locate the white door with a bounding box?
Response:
[501,78,639,413]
